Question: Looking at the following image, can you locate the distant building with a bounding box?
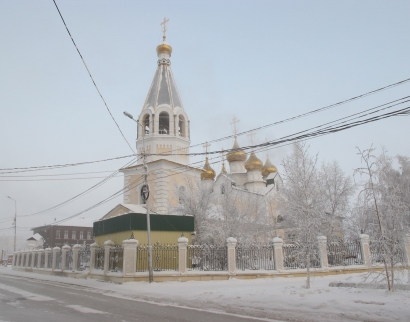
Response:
[26,233,44,250]
[32,224,94,248]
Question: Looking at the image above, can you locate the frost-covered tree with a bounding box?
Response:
[276,141,325,288]
[353,147,410,291]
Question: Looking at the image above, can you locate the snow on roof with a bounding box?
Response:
[26,233,44,241]
[121,203,158,214]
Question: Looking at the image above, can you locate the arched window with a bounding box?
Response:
[142,114,150,135]
[159,112,169,134]
[221,184,225,195]
[178,115,185,137]
[179,186,186,204]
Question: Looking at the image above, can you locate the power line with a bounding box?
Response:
[0,175,122,182]
[52,0,135,154]
[0,170,119,178]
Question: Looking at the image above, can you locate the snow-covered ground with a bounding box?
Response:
[1,266,409,322]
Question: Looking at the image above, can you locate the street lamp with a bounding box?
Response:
[123,111,153,283]
[6,196,17,253]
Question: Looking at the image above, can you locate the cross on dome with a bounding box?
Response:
[247,131,256,146]
[203,141,211,155]
[161,18,169,41]
[231,116,240,137]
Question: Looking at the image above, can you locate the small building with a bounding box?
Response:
[32,217,95,248]
[26,233,44,250]
[94,203,194,246]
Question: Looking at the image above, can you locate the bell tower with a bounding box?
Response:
[136,19,190,165]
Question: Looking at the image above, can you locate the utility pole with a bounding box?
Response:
[123,111,153,283]
[6,196,17,253]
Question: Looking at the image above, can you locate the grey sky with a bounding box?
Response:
[1,1,410,240]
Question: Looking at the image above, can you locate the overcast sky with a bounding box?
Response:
[1,1,410,241]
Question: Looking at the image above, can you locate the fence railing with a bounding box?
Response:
[109,246,123,272]
[136,243,178,272]
[369,240,405,265]
[187,245,228,271]
[327,240,363,267]
[55,251,62,270]
[78,248,90,271]
[283,244,320,269]
[94,247,104,270]
[47,253,52,268]
[34,253,38,267]
[65,251,73,270]
[236,244,275,270]
[40,252,45,268]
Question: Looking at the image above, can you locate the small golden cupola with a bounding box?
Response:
[262,156,277,178]
[245,151,263,172]
[201,157,216,181]
[226,137,247,163]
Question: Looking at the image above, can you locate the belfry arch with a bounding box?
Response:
[159,112,170,134]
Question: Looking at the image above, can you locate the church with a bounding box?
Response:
[95,23,284,244]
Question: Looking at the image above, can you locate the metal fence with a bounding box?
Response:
[187,245,228,271]
[65,251,73,270]
[327,240,363,267]
[283,244,320,269]
[236,244,275,270]
[55,251,62,270]
[34,253,38,267]
[109,246,123,272]
[22,254,26,267]
[136,243,178,272]
[40,252,45,268]
[47,252,52,268]
[28,253,32,267]
[78,248,91,271]
[94,247,105,270]
[369,240,405,265]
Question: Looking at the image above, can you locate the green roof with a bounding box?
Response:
[93,213,194,236]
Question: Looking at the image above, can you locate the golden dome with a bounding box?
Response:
[262,157,277,177]
[226,137,247,163]
[156,42,172,55]
[201,157,216,180]
[245,151,263,171]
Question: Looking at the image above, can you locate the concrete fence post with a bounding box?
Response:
[62,245,71,272]
[359,234,371,268]
[52,247,60,271]
[104,240,114,275]
[122,239,138,277]
[72,244,82,271]
[273,237,284,271]
[317,236,329,271]
[90,243,98,272]
[178,236,188,275]
[38,249,44,269]
[226,237,237,276]
[403,234,410,267]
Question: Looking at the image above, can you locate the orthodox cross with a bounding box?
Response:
[247,131,256,146]
[203,141,211,155]
[230,116,239,137]
[220,149,225,162]
[161,18,169,41]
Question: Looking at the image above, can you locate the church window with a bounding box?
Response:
[56,230,61,239]
[178,115,185,137]
[159,112,169,134]
[221,184,225,194]
[178,186,186,204]
[87,231,92,240]
[79,231,84,240]
[64,230,68,239]
[143,114,150,135]
[72,231,76,240]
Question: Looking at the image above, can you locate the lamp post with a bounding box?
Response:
[6,196,17,253]
[123,111,153,283]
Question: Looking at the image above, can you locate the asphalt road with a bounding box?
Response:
[0,273,275,322]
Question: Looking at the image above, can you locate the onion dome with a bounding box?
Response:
[262,156,277,177]
[245,151,263,171]
[226,137,247,163]
[201,157,216,180]
[156,42,172,56]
